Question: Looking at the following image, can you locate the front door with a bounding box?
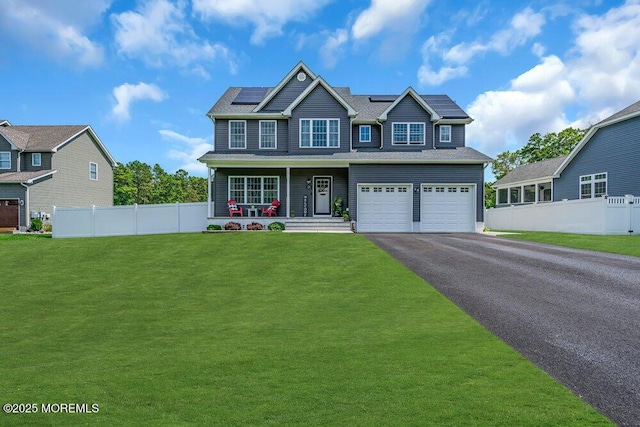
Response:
[0,199,19,228]
[314,177,332,215]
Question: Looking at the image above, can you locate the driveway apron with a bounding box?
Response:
[365,233,640,426]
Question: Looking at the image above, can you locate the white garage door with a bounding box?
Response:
[357,184,413,232]
[420,185,475,232]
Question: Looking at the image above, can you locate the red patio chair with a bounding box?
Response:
[262,199,280,217]
[227,200,243,217]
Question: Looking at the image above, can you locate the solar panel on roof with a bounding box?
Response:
[369,95,398,102]
[232,87,269,105]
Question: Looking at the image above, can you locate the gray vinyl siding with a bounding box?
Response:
[434,124,465,148]
[383,97,435,150]
[349,164,484,221]
[554,118,640,200]
[214,120,289,153]
[212,167,348,217]
[0,136,18,172]
[352,124,382,149]
[289,85,350,153]
[21,152,53,171]
[262,76,312,112]
[0,184,26,226]
[29,132,113,214]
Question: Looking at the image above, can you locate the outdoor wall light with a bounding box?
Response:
[306,178,312,189]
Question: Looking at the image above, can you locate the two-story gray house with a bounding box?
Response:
[493,99,640,205]
[0,122,116,229]
[198,62,491,232]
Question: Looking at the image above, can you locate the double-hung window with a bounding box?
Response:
[0,152,10,169]
[580,173,607,198]
[228,176,279,204]
[392,122,425,145]
[300,119,339,148]
[89,162,98,180]
[259,120,277,149]
[359,125,371,143]
[32,153,42,166]
[229,120,246,149]
[439,125,452,143]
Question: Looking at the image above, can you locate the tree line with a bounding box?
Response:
[485,127,587,208]
[114,161,207,205]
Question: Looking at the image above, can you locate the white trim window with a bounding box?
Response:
[300,119,340,148]
[89,162,98,181]
[228,176,279,204]
[392,122,425,145]
[32,153,42,166]
[259,120,277,149]
[439,125,452,143]
[359,125,371,143]
[580,172,607,199]
[229,120,247,149]
[0,152,10,169]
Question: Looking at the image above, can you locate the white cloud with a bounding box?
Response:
[193,0,333,45]
[112,82,168,122]
[159,129,210,175]
[0,0,108,67]
[351,0,430,40]
[320,29,349,69]
[112,0,235,73]
[466,1,640,158]
[419,7,545,86]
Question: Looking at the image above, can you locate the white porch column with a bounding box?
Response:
[520,185,525,204]
[534,183,539,203]
[286,167,291,218]
[207,167,212,217]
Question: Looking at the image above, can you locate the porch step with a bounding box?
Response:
[284,218,353,233]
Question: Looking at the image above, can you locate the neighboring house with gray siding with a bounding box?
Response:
[0,123,116,229]
[494,99,640,205]
[199,62,491,232]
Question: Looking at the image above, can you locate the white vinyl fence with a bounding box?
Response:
[486,196,640,235]
[52,202,209,238]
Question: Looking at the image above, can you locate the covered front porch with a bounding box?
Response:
[496,180,553,206]
[205,165,350,220]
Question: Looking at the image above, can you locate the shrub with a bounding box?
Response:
[268,222,285,231]
[224,222,242,231]
[42,222,53,233]
[246,222,264,231]
[30,218,43,231]
[207,224,222,231]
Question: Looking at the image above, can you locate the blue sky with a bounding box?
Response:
[2,0,640,179]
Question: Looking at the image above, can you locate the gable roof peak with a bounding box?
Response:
[253,61,318,112]
[378,86,441,121]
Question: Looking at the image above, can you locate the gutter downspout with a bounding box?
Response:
[20,182,29,228]
[209,116,216,152]
[376,120,383,150]
[349,118,353,151]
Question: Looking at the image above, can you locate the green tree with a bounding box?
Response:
[113,161,207,205]
[484,182,496,209]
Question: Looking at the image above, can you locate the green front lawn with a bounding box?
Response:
[498,231,640,257]
[0,233,610,425]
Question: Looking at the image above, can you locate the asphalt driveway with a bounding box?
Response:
[365,233,640,426]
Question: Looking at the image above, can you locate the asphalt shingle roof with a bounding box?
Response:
[206,85,470,121]
[493,156,567,187]
[0,170,55,183]
[597,99,640,124]
[199,147,491,164]
[0,125,88,151]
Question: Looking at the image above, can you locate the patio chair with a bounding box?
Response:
[227,200,243,217]
[262,199,280,217]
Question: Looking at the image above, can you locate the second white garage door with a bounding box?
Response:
[420,185,475,232]
[357,184,413,232]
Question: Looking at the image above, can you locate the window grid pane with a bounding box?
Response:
[247,177,262,204]
[0,152,10,169]
[594,181,607,197]
[393,123,407,143]
[229,177,245,203]
[440,126,451,142]
[263,178,278,203]
[360,125,371,142]
[581,183,592,198]
[229,121,246,148]
[260,121,276,148]
[409,123,424,144]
